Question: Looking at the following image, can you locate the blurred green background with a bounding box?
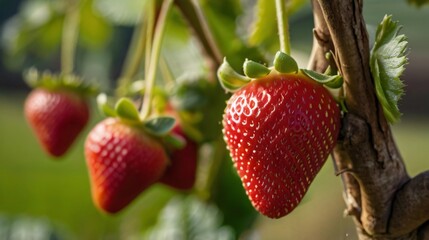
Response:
[1,0,429,239]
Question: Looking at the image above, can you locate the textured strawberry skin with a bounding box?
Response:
[222,74,340,218]
[24,88,89,157]
[85,118,168,214]
[160,126,198,190]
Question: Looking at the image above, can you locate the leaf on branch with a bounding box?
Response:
[370,15,408,123]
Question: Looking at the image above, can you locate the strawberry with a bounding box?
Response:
[159,125,198,190]
[222,72,340,218]
[84,117,169,213]
[24,88,90,157]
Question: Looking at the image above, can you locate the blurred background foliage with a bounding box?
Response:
[0,0,428,239]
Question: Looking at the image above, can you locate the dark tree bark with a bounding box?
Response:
[308,0,429,239]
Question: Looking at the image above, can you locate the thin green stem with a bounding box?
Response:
[115,15,147,96]
[140,0,173,120]
[160,57,176,86]
[275,0,291,55]
[61,0,80,74]
[145,1,155,80]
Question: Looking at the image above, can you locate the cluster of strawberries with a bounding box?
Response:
[24,79,198,214]
[24,51,342,219]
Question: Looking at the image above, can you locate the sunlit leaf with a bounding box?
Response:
[370,15,408,123]
[79,0,112,48]
[248,0,276,46]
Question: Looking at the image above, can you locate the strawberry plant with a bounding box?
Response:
[2,0,429,239]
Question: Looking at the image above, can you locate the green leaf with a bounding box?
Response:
[301,69,343,89]
[217,58,251,92]
[370,15,408,123]
[115,98,141,122]
[144,117,176,136]
[243,59,270,78]
[273,51,298,73]
[97,93,116,117]
[248,0,276,46]
[79,0,112,48]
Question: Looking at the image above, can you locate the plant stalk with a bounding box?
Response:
[115,12,148,97]
[140,0,173,120]
[275,0,291,55]
[61,0,80,74]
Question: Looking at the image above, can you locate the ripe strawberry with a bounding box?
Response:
[222,73,340,218]
[160,125,198,190]
[24,88,90,157]
[85,117,168,213]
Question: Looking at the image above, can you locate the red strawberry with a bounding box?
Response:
[84,117,168,213]
[24,88,90,157]
[160,126,198,190]
[222,73,340,218]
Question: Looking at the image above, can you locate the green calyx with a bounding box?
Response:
[243,59,271,78]
[97,94,176,138]
[217,51,344,93]
[24,68,99,96]
[273,51,298,73]
[217,58,251,92]
[300,69,343,89]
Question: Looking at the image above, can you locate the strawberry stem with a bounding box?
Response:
[275,0,291,55]
[61,0,80,75]
[115,10,148,97]
[159,57,175,86]
[145,0,156,84]
[140,0,173,120]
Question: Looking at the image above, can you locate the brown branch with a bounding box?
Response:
[174,0,222,69]
[389,171,429,237]
[309,0,429,239]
